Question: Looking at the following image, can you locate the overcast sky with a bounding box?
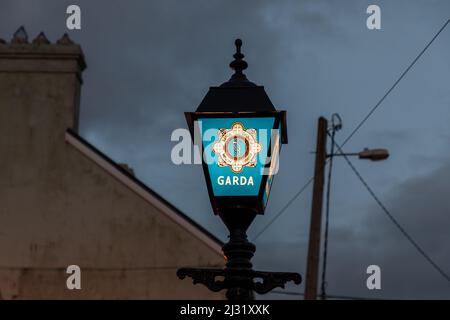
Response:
[1,0,450,299]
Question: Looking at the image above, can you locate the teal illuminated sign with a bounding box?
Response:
[200,117,275,197]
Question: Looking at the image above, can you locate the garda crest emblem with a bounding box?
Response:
[213,122,262,173]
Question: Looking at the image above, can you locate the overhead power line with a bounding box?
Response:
[252,17,450,241]
[341,18,450,147]
[320,128,337,300]
[252,177,313,241]
[334,141,450,283]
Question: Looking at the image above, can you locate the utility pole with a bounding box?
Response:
[304,117,328,300]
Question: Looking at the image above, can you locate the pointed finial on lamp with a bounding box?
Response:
[230,38,248,75]
[221,38,256,87]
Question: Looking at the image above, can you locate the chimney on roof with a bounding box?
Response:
[0,27,86,134]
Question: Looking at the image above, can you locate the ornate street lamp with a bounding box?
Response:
[177,39,301,300]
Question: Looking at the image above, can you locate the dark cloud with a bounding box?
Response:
[329,160,450,299]
[1,0,450,298]
[255,161,450,299]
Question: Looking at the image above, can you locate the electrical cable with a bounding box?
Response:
[252,18,450,241]
[334,141,450,283]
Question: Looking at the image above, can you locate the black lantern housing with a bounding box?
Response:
[178,39,300,300]
[185,39,288,220]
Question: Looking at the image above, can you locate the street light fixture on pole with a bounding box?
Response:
[333,148,389,161]
[304,115,389,300]
[177,39,301,300]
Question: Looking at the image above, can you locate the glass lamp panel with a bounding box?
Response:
[199,117,275,197]
[262,128,281,207]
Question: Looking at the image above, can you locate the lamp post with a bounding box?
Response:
[177,39,301,300]
[304,115,389,300]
